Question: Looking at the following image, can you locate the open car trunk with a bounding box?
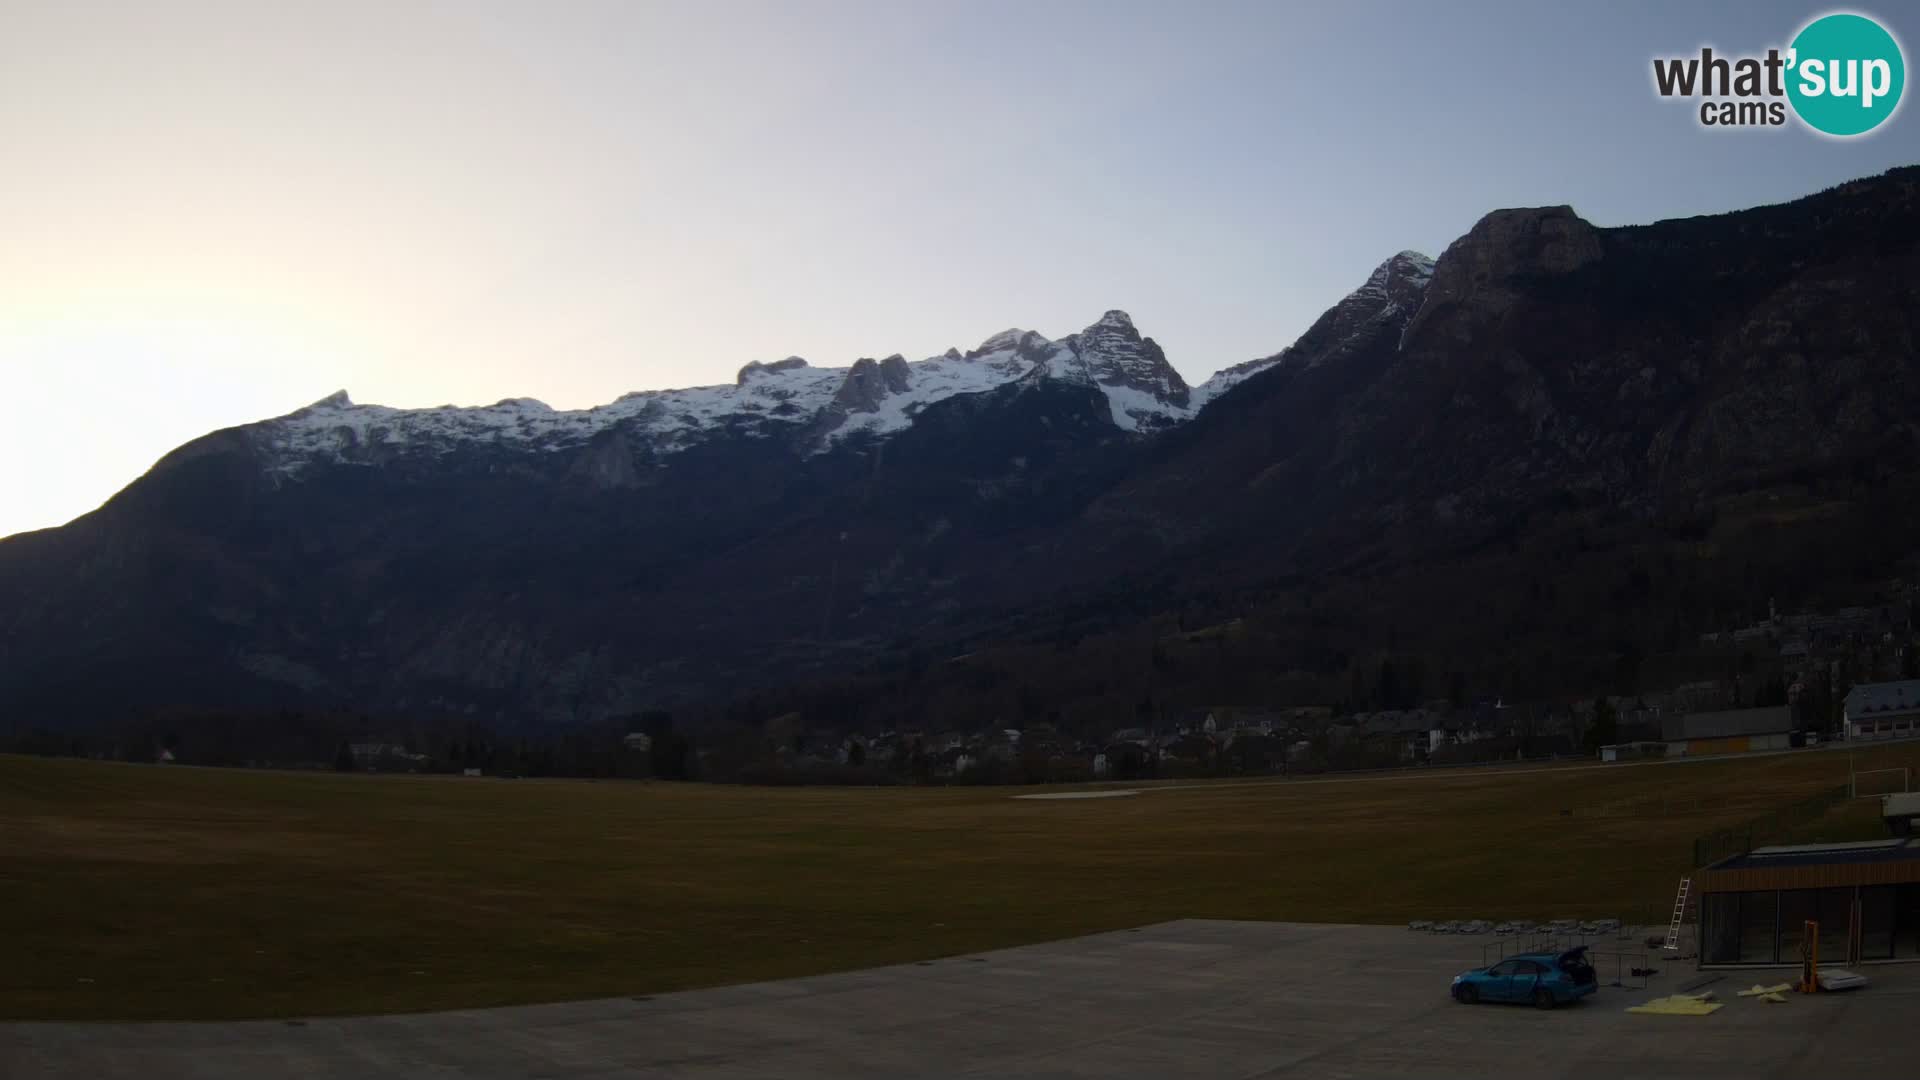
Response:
[1558,947,1597,987]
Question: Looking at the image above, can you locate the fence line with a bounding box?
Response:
[1690,783,1850,868]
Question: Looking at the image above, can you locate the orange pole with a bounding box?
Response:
[1799,920,1819,993]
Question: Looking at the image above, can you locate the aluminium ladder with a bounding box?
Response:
[1662,877,1691,951]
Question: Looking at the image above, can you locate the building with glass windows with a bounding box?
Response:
[1842,680,1920,741]
[1698,838,1920,966]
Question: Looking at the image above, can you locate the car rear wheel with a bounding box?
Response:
[1532,988,1555,1010]
[1455,985,1477,1004]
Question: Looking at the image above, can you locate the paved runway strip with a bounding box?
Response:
[6,920,1916,1078]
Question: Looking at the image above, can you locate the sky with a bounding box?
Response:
[2,0,1917,538]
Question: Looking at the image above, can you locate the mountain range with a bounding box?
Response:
[4,168,1918,735]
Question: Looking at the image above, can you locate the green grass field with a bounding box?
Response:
[5,745,1919,1021]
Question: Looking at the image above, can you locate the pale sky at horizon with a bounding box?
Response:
[3,0,1918,538]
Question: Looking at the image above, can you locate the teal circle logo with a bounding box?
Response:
[1787,13,1905,136]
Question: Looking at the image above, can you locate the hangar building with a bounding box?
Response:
[1697,838,1920,966]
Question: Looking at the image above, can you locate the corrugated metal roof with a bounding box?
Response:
[1748,839,1907,857]
[1706,838,1920,872]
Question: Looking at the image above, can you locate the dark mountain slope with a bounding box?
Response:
[1099,171,1920,575]
[4,169,1919,733]
[0,375,1145,726]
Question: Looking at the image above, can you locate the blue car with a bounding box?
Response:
[1451,947,1597,1009]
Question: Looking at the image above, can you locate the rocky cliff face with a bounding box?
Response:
[1104,169,1920,563]
[1401,207,1600,346]
[4,168,1919,731]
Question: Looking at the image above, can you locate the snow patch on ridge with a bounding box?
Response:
[259,325,1092,473]
[255,268,1427,475]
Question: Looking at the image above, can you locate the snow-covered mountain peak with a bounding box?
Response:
[1352,250,1436,302]
[968,328,1045,358]
[303,390,354,412]
[245,276,1431,475]
[1384,251,1436,293]
[1022,310,1193,432]
[1189,250,1439,408]
[736,356,811,384]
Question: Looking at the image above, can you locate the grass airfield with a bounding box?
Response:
[4,744,1918,1021]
